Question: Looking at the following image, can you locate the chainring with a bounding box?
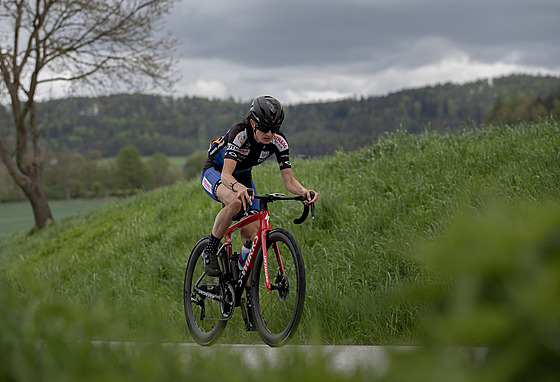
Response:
[220,283,235,319]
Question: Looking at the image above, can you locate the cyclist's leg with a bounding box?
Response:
[201,167,242,275]
[214,183,243,234]
[201,167,246,236]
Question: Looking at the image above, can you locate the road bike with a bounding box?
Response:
[184,190,315,347]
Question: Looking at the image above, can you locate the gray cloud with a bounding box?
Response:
[164,0,560,103]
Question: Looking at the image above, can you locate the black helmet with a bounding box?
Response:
[250,96,284,132]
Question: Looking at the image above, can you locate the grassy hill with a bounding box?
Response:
[1,118,559,379]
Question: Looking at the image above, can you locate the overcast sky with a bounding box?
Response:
[160,0,559,105]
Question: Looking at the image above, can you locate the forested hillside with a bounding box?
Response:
[288,74,560,155]
[1,74,559,202]
[1,74,558,159]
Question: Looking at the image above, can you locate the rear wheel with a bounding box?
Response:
[250,228,305,347]
[184,236,227,346]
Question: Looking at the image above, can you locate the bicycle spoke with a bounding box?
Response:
[252,229,305,346]
[184,236,227,345]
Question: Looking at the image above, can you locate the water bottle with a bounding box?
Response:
[238,240,252,269]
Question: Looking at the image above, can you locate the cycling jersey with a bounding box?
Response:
[203,120,292,174]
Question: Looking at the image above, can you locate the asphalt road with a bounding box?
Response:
[172,343,413,374]
[170,343,489,374]
[93,341,488,375]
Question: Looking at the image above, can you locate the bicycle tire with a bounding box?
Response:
[184,236,227,346]
[250,228,306,347]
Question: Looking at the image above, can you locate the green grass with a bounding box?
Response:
[1,119,560,370]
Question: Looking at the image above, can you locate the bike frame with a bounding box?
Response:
[186,190,314,345]
[219,209,284,290]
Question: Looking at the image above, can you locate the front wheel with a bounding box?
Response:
[250,228,306,347]
[184,236,227,345]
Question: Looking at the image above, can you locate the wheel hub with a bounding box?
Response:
[276,274,290,301]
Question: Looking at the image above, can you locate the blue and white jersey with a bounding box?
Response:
[203,120,291,174]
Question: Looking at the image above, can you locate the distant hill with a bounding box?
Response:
[286,74,560,156]
[1,74,559,158]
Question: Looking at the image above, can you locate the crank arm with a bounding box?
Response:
[194,285,222,302]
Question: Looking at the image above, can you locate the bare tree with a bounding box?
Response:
[0,0,179,229]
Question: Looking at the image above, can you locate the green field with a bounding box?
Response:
[0,199,113,238]
[166,156,188,168]
[1,119,559,380]
[0,156,186,239]
[96,155,188,168]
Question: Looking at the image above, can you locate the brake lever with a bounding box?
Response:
[311,203,315,220]
[243,188,254,217]
[309,191,315,220]
[293,191,315,224]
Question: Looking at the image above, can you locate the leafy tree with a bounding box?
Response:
[486,90,559,125]
[114,145,150,190]
[183,150,208,180]
[0,0,178,228]
[146,152,181,188]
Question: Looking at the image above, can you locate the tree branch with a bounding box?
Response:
[0,0,179,214]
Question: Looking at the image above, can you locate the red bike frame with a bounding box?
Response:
[221,209,285,290]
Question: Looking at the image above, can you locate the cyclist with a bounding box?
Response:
[200,95,319,276]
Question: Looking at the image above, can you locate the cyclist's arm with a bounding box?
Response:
[280,168,319,204]
[221,158,252,209]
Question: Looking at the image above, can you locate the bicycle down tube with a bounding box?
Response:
[223,208,278,290]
